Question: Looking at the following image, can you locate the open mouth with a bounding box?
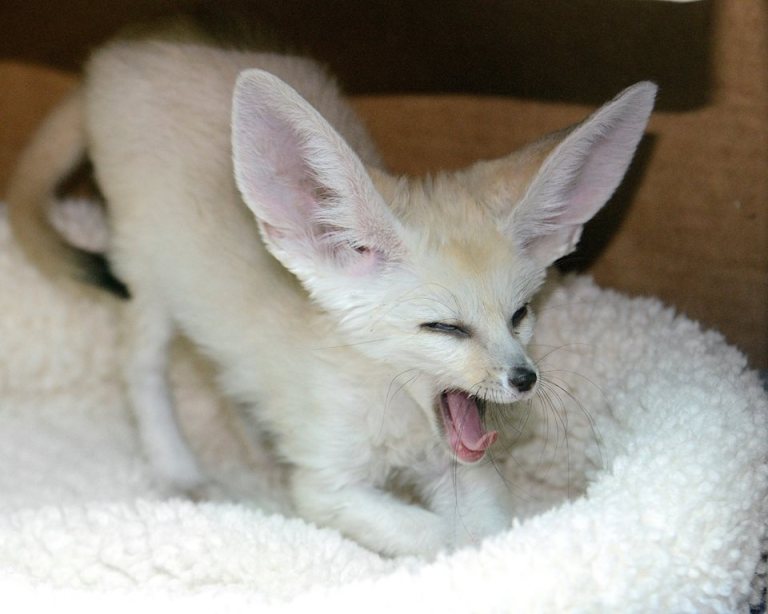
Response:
[438,390,498,463]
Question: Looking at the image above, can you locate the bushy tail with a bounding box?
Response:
[5,88,129,298]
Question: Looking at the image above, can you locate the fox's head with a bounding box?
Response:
[232,71,656,464]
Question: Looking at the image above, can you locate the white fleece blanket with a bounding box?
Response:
[1,200,766,613]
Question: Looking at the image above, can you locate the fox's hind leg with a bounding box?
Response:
[122,296,204,493]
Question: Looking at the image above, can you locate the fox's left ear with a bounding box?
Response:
[505,81,657,266]
[231,69,404,283]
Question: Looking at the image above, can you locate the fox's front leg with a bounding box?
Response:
[122,297,205,494]
[290,467,452,557]
[421,461,511,550]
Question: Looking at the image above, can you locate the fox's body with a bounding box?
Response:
[7,34,655,556]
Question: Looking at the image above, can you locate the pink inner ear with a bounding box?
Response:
[561,131,637,224]
[249,116,320,233]
[345,245,383,276]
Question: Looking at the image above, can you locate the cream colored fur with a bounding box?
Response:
[6,89,87,283]
[6,36,655,556]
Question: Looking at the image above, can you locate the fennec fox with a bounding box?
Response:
[7,35,655,556]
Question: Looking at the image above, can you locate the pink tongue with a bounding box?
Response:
[444,391,498,461]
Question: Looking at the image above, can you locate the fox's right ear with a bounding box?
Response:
[500,81,657,267]
[232,69,404,281]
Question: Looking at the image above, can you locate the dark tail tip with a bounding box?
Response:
[75,250,131,299]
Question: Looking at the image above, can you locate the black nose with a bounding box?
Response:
[509,367,537,392]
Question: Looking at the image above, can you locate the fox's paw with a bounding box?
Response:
[148,451,208,500]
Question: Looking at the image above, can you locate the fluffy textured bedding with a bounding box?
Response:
[1,200,766,612]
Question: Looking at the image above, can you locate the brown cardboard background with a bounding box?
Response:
[0,1,765,367]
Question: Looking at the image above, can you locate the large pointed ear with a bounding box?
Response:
[505,81,657,266]
[232,69,404,280]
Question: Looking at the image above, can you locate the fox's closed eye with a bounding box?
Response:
[511,304,529,328]
[420,321,471,338]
